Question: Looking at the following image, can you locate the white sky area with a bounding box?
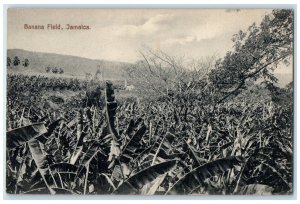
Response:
[7,8,292,74]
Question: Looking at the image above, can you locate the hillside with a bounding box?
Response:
[7,49,131,79]
[6,49,292,87]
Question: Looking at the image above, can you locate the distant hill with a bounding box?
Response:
[7,49,132,80]
[7,49,293,87]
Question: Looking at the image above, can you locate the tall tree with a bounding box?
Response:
[45,66,51,73]
[209,9,293,104]
[126,47,215,100]
[59,67,64,74]
[23,59,29,67]
[13,56,20,66]
[7,57,11,68]
[52,67,58,74]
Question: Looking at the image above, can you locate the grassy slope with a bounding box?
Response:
[7,49,131,80]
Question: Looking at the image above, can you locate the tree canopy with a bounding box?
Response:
[209,9,293,104]
[125,9,293,107]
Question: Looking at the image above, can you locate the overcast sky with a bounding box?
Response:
[7,8,292,74]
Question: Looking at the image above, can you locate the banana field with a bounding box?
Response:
[6,9,293,196]
[6,73,293,195]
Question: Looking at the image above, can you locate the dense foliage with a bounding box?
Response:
[6,73,292,195]
[6,9,293,195]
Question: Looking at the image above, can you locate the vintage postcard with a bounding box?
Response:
[6,8,294,195]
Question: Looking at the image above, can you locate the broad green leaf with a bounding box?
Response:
[69,132,86,165]
[120,124,147,162]
[28,139,55,194]
[50,163,78,174]
[114,160,177,194]
[140,173,167,195]
[50,163,81,189]
[37,118,65,143]
[105,81,119,141]
[167,156,243,195]
[80,141,104,166]
[7,123,47,149]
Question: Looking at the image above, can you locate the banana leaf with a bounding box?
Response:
[28,139,55,194]
[114,160,177,194]
[7,123,47,149]
[167,156,243,195]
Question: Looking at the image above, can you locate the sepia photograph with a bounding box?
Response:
[6,8,294,195]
